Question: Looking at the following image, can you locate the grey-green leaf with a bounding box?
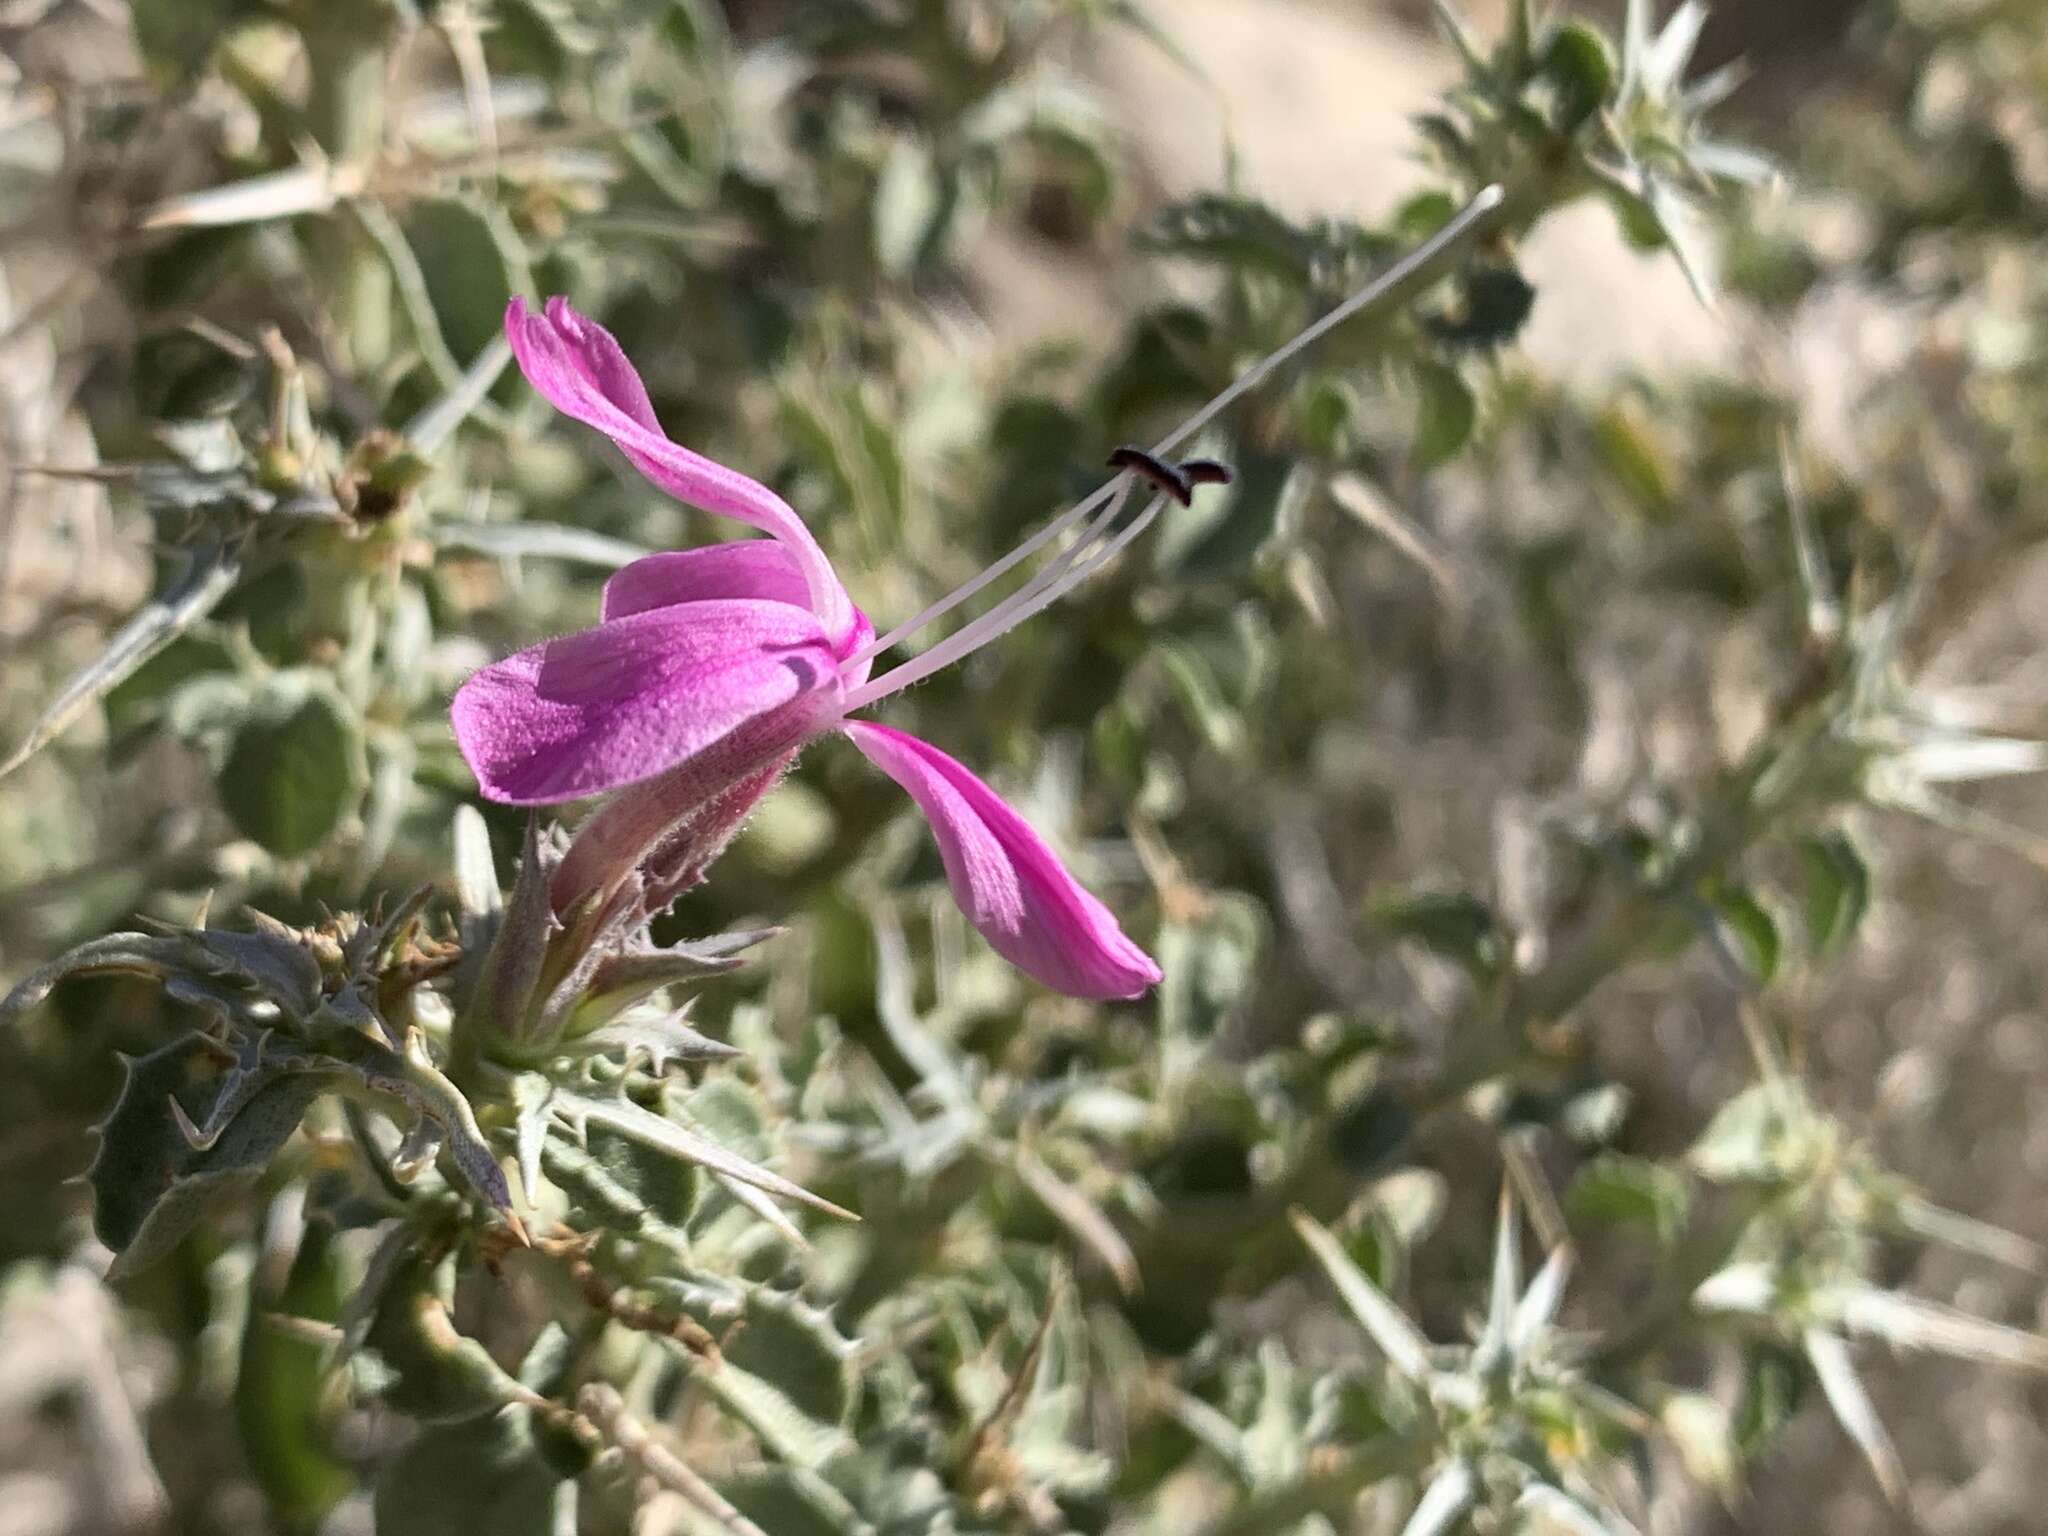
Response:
[374,1408,571,1536]
[217,671,368,859]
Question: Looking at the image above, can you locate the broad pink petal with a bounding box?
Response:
[454,599,839,805]
[505,297,854,644]
[602,541,811,621]
[844,722,1162,1000]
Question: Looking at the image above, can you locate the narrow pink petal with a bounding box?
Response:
[453,599,839,805]
[844,722,1162,1000]
[504,297,854,644]
[602,541,812,621]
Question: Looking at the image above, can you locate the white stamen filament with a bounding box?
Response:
[842,183,1506,702]
[841,489,1168,714]
[847,478,1124,670]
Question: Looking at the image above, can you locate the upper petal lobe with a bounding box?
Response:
[844,722,1162,1000]
[601,541,813,621]
[505,298,854,644]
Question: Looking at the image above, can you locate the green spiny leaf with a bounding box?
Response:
[724,1288,860,1429]
[0,934,199,1030]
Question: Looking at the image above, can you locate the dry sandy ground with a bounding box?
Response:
[974,0,1733,385]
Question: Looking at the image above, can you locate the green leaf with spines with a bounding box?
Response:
[1138,195,1381,287]
[339,1032,513,1214]
[700,1357,856,1471]
[89,1034,331,1276]
[675,1075,775,1162]
[90,1035,231,1259]
[540,1135,690,1248]
[725,1287,861,1429]
[584,1119,703,1231]
[0,933,203,1031]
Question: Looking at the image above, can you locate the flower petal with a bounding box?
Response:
[844,722,1161,1000]
[454,599,839,805]
[505,297,854,643]
[601,540,811,621]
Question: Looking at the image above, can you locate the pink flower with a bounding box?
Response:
[453,298,1168,1000]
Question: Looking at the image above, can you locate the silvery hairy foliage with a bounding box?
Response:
[4,1,2048,1532]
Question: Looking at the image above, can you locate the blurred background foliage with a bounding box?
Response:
[6,0,2048,1532]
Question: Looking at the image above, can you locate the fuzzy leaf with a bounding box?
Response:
[1400,1460,1475,1536]
[91,1037,330,1277]
[584,1119,701,1231]
[361,1250,524,1423]
[403,197,537,365]
[539,1135,688,1247]
[452,805,503,929]
[374,1408,571,1536]
[557,1090,850,1223]
[874,135,943,276]
[217,671,368,859]
[724,1288,860,1429]
[557,1015,742,1073]
[430,520,651,569]
[700,1358,855,1471]
[0,934,198,1030]
[713,1468,865,1536]
[1805,1328,1906,1506]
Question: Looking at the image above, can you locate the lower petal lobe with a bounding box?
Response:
[844,722,1161,1000]
[453,598,837,806]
